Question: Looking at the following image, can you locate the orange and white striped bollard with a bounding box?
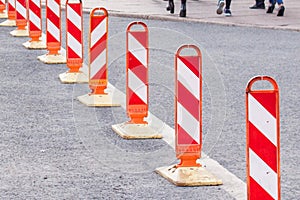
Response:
[78,7,120,106]
[112,21,162,139]
[156,45,222,186]
[246,76,281,200]
[23,0,46,49]
[59,0,87,83]
[10,0,29,36]
[0,0,16,26]
[37,0,66,64]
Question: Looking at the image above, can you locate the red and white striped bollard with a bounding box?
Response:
[246,76,281,200]
[37,0,66,64]
[156,45,222,186]
[78,7,120,106]
[0,0,8,18]
[59,0,87,83]
[23,0,46,49]
[0,0,15,25]
[112,21,162,139]
[10,0,29,36]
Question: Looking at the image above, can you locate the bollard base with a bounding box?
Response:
[0,11,8,19]
[112,123,162,139]
[59,71,88,84]
[0,19,15,26]
[77,93,120,107]
[155,165,222,187]
[37,54,66,64]
[10,29,29,37]
[23,41,47,49]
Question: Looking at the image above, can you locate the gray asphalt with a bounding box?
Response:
[0,9,299,200]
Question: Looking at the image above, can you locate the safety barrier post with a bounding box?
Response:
[246,76,280,199]
[23,0,46,49]
[0,0,15,26]
[78,7,120,106]
[0,0,8,18]
[156,45,222,186]
[111,21,162,139]
[37,0,66,64]
[10,0,29,36]
[59,0,87,83]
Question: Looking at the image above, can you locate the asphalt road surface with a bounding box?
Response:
[0,10,299,199]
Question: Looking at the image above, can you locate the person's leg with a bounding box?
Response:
[276,0,285,16]
[179,0,187,17]
[166,0,174,14]
[266,0,275,13]
[225,0,231,9]
[224,0,232,16]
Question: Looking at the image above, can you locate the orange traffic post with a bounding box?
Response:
[0,0,8,18]
[111,21,162,139]
[23,0,46,49]
[246,76,281,200]
[37,0,66,64]
[156,45,222,186]
[0,0,15,26]
[59,0,88,83]
[77,7,120,106]
[10,0,29,37]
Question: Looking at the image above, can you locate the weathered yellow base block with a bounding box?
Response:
[155,165,222,186]
[77,94,121,107]
[10,29,29,37]
[37,54,66,64]
[0,11,8,19]
[23,41,46,49]
[59,71,88,84]
[0,19,15,26]
[112,123,163,139]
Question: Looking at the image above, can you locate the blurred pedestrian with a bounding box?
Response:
[216,0,232,16]
[249,0,265,9]
[266,0,285,16]
[166,0,187,17]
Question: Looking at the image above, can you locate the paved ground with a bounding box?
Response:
[0,1,299,199]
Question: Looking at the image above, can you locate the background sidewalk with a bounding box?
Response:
[77,0,300,31]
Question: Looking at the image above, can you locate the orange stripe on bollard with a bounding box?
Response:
[77,7,120,107]
[59,0,88,83]
[246,76,281,200]
[111,21,162,139]
[156,45,222,186]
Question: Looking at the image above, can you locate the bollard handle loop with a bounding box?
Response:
[90,7,108,17]
[246,75,279,93]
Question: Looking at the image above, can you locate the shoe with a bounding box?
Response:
[216,0,225,15]
[266,4,275,13]
[249,4,265,9]
[166,1,174,14]
[277,6,285,16]
[179,9,186,17]
[224,8,232,16]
